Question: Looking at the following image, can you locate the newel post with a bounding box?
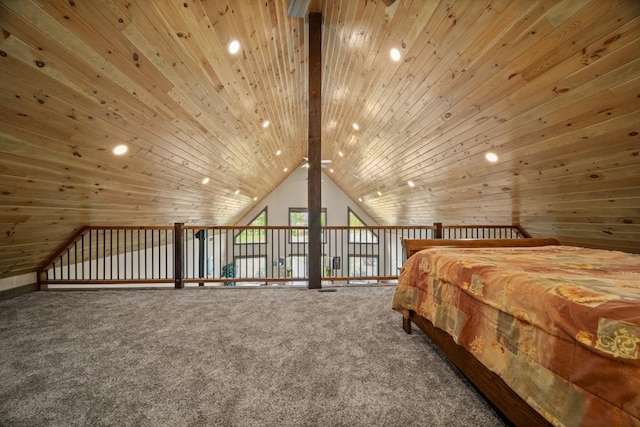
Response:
[174,222,184,289]
[434,222,443,239]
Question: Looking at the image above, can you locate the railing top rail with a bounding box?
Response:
[183,225,437,230]
[441,224,522,229]
[84,225,175,230]
[77,225,518,231]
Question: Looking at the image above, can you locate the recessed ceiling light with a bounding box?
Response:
[377,191,382,196]
[338,151,344,157]
[202,177,210,185]
[329,168,334,173]
[112,144,128,155]
[352,123,359,131]
[284,167,288,172]
[358,197,363,202]
[253,196,258,201]
[262,120,270,128]
[234,189,240,195]
[407,180,415,187]
[485,152,499,162]
[390,48,401,62]
[228,40,240,54]
[276,150,282,156]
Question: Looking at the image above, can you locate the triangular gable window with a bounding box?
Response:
[348,208,377,243]
[235,208,267,244]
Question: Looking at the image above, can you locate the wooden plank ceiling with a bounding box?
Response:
[0,0,639,278]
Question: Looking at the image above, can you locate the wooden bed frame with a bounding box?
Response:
[401,238,560,427]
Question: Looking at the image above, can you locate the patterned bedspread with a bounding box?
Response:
[391,245,640,427]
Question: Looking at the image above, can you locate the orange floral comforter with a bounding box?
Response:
[391,245,640,427]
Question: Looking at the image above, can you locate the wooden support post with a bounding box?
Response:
[196,229,206,286]
[307,12,322,290]
[434,222,443,239]
[174,222,184,289]
[515,224,532,238]
[38,271,48,291]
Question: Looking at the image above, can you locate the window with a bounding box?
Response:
[286,254,330,279]
[234,256,267,279]
[349,255,378,277]
[287,255,307,278]
[289,208,327,243]
[348,208,377,243]
[235,208,267,244]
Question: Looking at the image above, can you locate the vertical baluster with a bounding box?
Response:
[81,232,85,280]
[66,249,70,280]
[122,229,126,280]
[130,229,134,280]
[158,229,162,280]
[101,230,105,280]
[144,229,148,280]
[151,230,154,279]
[270,228,274,279]
[218,229,222,283]
[138,228,142,280]
[74,239,78,280]
[89,229,92,280]
[109,229,113,280]
[116,229,120,280]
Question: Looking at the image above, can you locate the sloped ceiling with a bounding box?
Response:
[1,0,639,278]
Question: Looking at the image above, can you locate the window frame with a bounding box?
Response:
[347,208,378,244]
[288,208,327,243]
[234,207,268,245]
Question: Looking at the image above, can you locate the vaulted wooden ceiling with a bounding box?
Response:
[1,0,639,278]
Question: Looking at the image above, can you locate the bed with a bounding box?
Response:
[392,238,640,427]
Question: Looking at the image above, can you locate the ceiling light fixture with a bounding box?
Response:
[202,177,210,185]
[112,144,128,155]
[276,150,282,156]
[338,151,344,157]
[262,120,270,128]
[253,196,258,201]
[485,152,499,162]
[407,180,415,187]
[390,48,401,62]
[352,123,359,131]
[228,40,240,54]
[284,167,288,172]
[377,191,382,196]
[329,168,334,173]
[234,189,240,195]
[358,197,363,202]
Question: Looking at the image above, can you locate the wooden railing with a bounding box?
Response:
[38,223,529,288]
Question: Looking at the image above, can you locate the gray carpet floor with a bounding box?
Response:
[0,287,506,426]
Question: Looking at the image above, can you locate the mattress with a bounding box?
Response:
[391,245,640,426]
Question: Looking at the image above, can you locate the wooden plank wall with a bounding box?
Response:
[0,0,638,278]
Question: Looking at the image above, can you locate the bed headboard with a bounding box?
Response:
[403,238,560,259]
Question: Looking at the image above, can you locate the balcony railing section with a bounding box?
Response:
[42,226,174,285]
[39,224,527,288]
[180,225,435,286]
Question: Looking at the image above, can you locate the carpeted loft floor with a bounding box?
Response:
[0,287,506,426]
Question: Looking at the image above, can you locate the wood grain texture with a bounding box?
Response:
[0,0,639,278]
[403,237,560,258]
